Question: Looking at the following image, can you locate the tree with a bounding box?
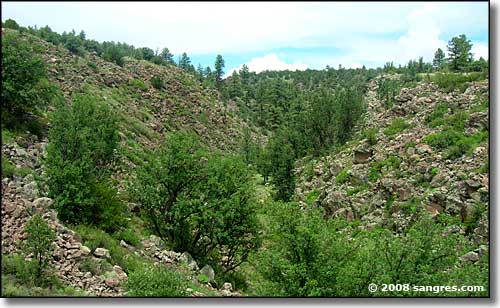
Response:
[447,34,473,72]
[131,132,260,270]
[1,31,57,128]
[24,214,56,284]
[140,47,155,61]
[214,54,225,90]
[433,48,446,70]
[178,52,191,71]
[3,18,19,30]
[160,47,175,64]
[45,94,125,231]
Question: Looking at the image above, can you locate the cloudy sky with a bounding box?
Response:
[2,2,489,75]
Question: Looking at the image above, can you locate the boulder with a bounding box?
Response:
[200,264,215,285]
[179,252,198,271]
[459,251,479,263]
[33,197,53,209]
[353,150,372,164]
[93,247,110,259]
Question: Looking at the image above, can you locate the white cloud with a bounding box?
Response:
[471,42,489,60]
[227,54,307,76]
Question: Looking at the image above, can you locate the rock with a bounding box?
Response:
[179,252,198,271]
[23,181,39,199]
[415,144,432,155]
[222,282,232,292]
[460,251,480,263]
[149,234,164,248]
[120,240,128,248]
[221,289,232,297]
[33,197,53,209]
[353,150,372,164]
[113,265,128,280]
[200,264,215,285]
[105,277,120,288]
[93,248,110,259]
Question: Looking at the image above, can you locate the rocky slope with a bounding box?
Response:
[1,29,255,297]
[295,75,489,245]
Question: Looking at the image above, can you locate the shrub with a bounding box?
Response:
[336,168,349,184]
[425,103,449,127]
[129,78,148,91]
[361,127,378,145]
[24,214,56,284]
[431,72,487,93]
[377,79,402,109]
[151,75,164,90]
[45,94,124,231]
[383,118,410,136]
[126,266,187,297]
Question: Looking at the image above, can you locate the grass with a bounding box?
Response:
[384,118,411,136]
[361,127,378,145]
[423,128,488,160]
[126,266,188,297]
[347,183,369,196]
[336,168,349,184]
[425,103,449,127]
[2,254,86,296]
[73,225,146,274]
[1,155,33,178]
[305,190,320,205]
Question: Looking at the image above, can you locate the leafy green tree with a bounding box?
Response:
[45,94,124,231]
[447,34,473,72]
[1,31,57,129]
[3,18,20,30]
[24,214,56,283]
[433,48,446,70]
[140,47,155,61]
[131,132,260,270]
[215,54,225,90]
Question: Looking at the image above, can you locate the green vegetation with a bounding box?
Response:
[1,31,58,133]
[430,72,487,93]
[370,156,401,182]
[250,202,486,297]
[45,94,126,231]
[336,168,350,184]
[126,266,187,297]
[24,214,56,284]
[131,132,260,271]
[151,75,164,90]
[383,118,411,136]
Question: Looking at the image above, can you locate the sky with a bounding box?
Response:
[1,2,489,76]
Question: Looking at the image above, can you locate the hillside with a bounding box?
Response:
[1,24,489,298]
[295,75,489,242]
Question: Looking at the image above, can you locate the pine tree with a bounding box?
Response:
[447,34,473,72]
[179,52,191,71]
[160,47,174,64]
[433,48,446,70]
[214,54,225,90]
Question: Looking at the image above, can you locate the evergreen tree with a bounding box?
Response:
[447,34,473,72]
[433,48,446,70]
[178,52,191,71]
[214,54,225,90]
[160,47,174,64]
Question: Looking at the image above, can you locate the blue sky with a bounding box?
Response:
[2,2,489,75]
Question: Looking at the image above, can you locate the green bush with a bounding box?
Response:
[383,118,410,136]
[377,79,402,109]
[45,94,125,231]
[129,78,148,91]
[425,103,449,127]
[361,127,378,145]
[336,168,349,184]
[151,75,164,90]
[126,266,187,297]
[431,72,487,93]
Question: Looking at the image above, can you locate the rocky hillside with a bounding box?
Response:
[295,75,489,244]
[1,29,258,297]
